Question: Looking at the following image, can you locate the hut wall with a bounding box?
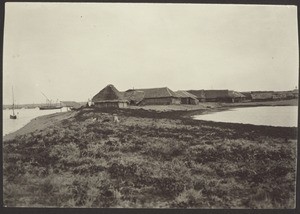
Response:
[180,98,189,104]
[191,99,199,105]
[232,97,246,103]
[95,102,127,108]
[286,93,295,99]
[250,93,274,101]
[118,102,128,108]
[181,98,199,105]
[251,98,273,102]
[206,97,233,103]
[141,97,180,105]
[172,98,181,105]
[272,94,287,100]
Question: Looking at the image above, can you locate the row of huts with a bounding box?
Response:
[91,84,255,108]
[91,85,299,108]
[241,90,298,101]
[91,85,182,108]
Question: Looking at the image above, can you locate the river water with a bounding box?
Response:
[3,107,69,136]
[193,106,298,127]
[3,106,298,136]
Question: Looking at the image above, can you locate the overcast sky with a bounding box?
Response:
[3,3,298,104]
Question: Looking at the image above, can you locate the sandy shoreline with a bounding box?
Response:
[3,111,76,141]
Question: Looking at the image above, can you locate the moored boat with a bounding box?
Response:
[10,86,17,119]
[39,92,62,110]
[10,114,17,119]
[39,106,62,110]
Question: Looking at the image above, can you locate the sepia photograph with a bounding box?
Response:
[2,2,299,209]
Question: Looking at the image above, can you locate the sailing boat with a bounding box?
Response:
[39,92,62,110]
[10,87,17,119]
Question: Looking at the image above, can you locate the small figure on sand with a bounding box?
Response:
[113,114,119,123]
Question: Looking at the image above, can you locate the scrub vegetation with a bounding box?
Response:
[3,108,297,208]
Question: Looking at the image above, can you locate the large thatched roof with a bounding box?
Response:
[92,84,128,103]
[203,90,245,99]
[186,90,206,99]
[128,87,179,99]
[228,91,246,98]
[175,90,198,99]
[250,92,273,100]
[240,92,252,99]
[292,89,299,94]
[204,90,230,99]
[123,90,145,104]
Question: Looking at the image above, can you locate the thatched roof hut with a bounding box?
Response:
[92,84,128,108]
[240,92,252,100]
[136,87,178,98]
[292,89,299,98]
[127,87,180,105]
[228,91,246,99]
[202,90,246,102]
[175,90,198,99]
[204,90,229,99]
[272,92,287,100]
[250,91,274,101]
[175,90,199,105]
[187,90,206,101]
[123,90,145,105]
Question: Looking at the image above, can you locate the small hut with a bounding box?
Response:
[240,92,252,101]
[250,91,274,101]
[272,92,287,100]
[187,90,206,102]
[92,84,129,108]
[228,91,246,102]
[202,90,245,103]
[175,90,199,105]
[123,90,145,105]
[291,88,299,98]
[285,91,295,99]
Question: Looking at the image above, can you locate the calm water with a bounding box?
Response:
[3,107,69,136]
[193,106,298,127]
[3,106,298,136]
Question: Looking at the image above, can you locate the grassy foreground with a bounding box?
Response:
[3,107,297,208]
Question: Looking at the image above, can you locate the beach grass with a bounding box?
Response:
[3,107,297,208]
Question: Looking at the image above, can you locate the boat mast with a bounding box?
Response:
[12,86,15,115]
[41,92,51,106]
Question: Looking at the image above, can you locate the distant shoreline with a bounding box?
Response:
[3,102,87,110]
[3,98,297,110]
[3,99,297,142]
